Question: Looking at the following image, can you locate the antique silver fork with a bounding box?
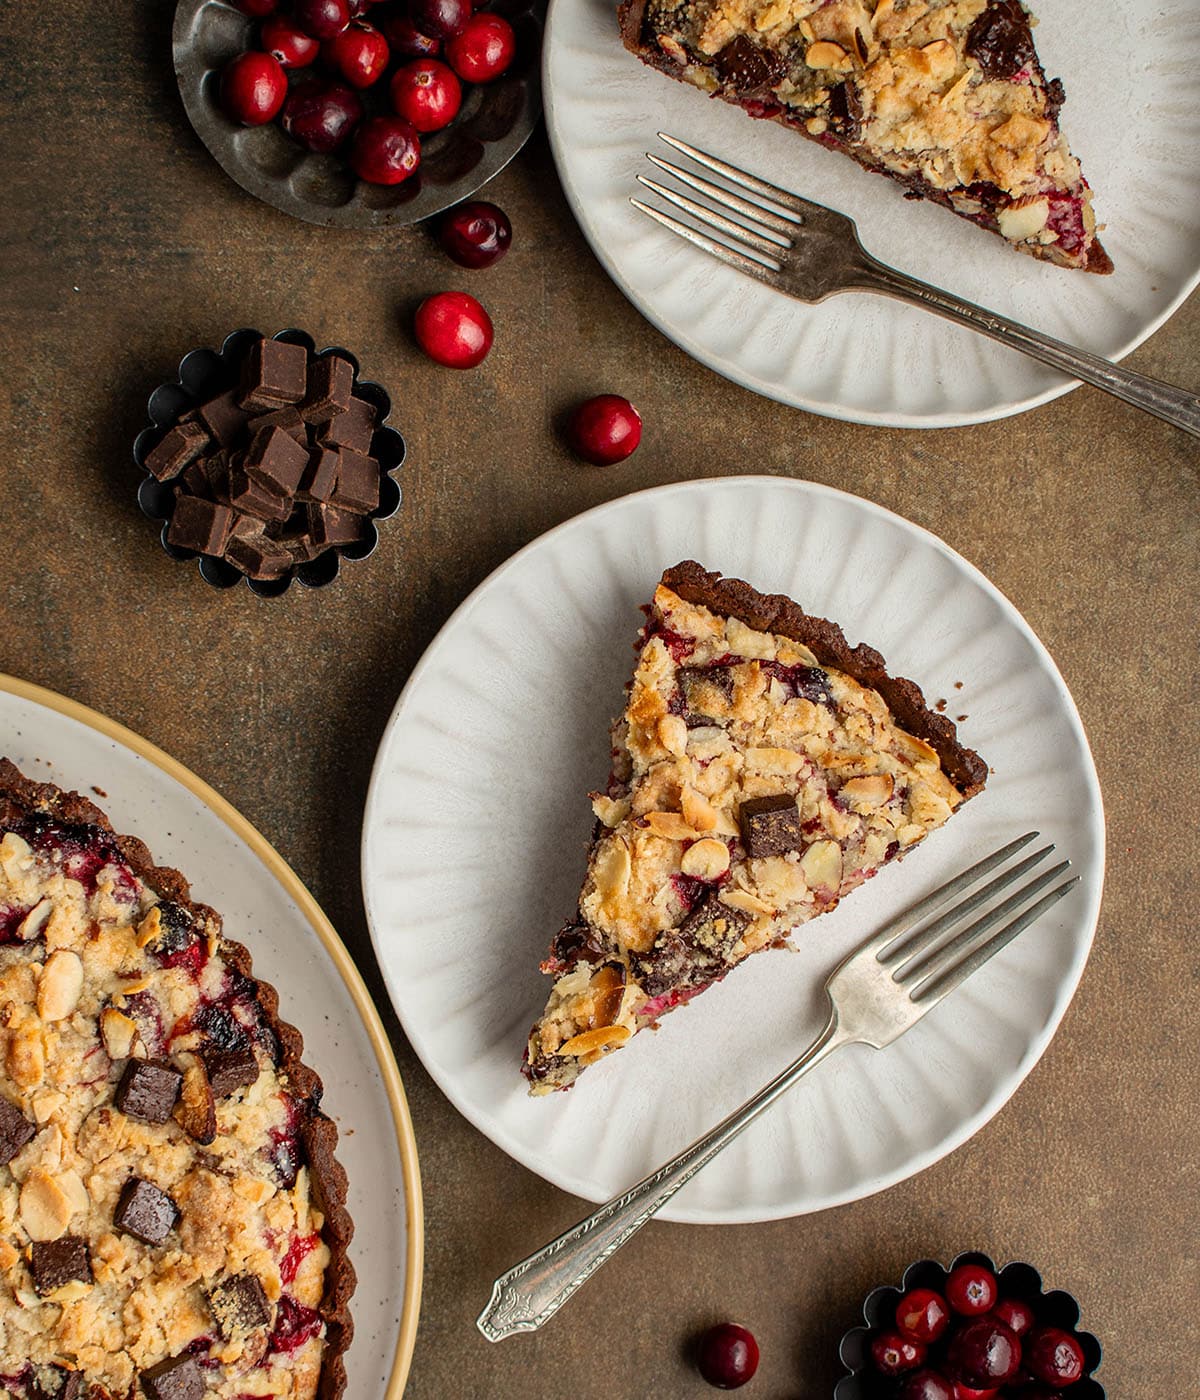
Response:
[478,832,1079,1341]
[631,133,1200,439]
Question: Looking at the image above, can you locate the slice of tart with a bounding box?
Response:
[524,562,987,1094]
[0,760,353,1400]
[619,0,1111,273]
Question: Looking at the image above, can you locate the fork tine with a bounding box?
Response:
[635,174,787,258]
[658,131,834,220]
[646,153,798,239]
[630,198,781,281]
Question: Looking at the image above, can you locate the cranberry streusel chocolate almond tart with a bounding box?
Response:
[0,761,352,1400]
[524,563,987,1094]
[618,0,1111,273]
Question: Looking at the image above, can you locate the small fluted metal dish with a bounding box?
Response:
[134,327,406,597]
[174,0,543,227]
[836,1251,1104,1398]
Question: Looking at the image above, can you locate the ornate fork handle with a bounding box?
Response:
[856,258,1200,439]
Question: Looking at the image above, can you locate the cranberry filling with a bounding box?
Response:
[639,982,707,1020]
[761,661,834,708]
[280,1231,321,1286]
[268,1295,323,1354]
[1045,193,1086,256]
[646,626,696,663]
[14,816,136,899]
[266,1095,304,1187]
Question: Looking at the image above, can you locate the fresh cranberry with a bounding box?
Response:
[348,115,421,184]
[293,0,351,39]
[989,1297,1036,1337]
[870,1330,926,1377]
[437,200,512,268]
[414,291,493,368]
[946,1264,999,1317]
[280,79,364,152]
[946,1319,1021,1388]
[261,14,320,66]
[445,12,515,81]
[324,20,390,86]
[378,12,442,58]
[696,1323,759,1390]
[566,394,642,466]
[1024,1328,1084,1386]
[390,59,461,132]
[234,0,278,14]
[896,1288,952,1344]
[409,0,470,41]
[896,1373,955,1400]
[219,51,287,125]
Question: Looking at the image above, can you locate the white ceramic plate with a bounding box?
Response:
[0,677,422,1394]
[543,0,1200,427]
[362,477,1104,1223]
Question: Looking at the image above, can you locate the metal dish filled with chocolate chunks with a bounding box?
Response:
[135,327,405,596]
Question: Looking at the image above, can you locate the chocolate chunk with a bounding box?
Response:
[166,496,234,557]
[115,1177,180,1245]
[677,666,735,726]
[179,451,232,504]
[238,337,308,412]
[228,466,292,524]
[139,1354,205,1400]
[178,459,212,500]
[226,529,292,580]
[713,35,786,94]
[144,421,209,482]
[318,395,376,454]
[826,80,863,143]
[28,1366,82,1400]
[308,502,366,548]
[965,0,1036,79]
[297,446,340,503]
[207,1272,271,1339]
[204,1045,261,1098]
[30,1236,92,1296]
[247,405,307,445]
[0,1095,35,1164]
[197,388,252,448]
[738,793,804,857]
[115,1059,182,1124]
[329,447,380,514]
[300,354,355,423]
[637,895,750,997]
[245,425,309,498]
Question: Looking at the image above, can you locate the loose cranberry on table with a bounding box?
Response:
[324,20,390,87]
[896,1287,952,1344]
[438,200,512,269]
[293,0,351,39]
[219,51,287,125]
[280,80,364,153]
[566,394,642,466]
[445,12,516,82]
[696,1322,759,1390]
[945,1263,999,1316]
[348,114,421,184]
[261,14,320,67]
[410,0,471,41]
[1023,1326,1085,1386]
[414,291,493,368]
[378,12,443,59]
[390,59,461,133]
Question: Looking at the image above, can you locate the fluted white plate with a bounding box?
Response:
[363,478,1104,1222]
[543,0,1200,427]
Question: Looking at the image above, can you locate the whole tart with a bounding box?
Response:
[618,0,1111,273]
[0,761,353,1399]
[524,562,987,1094]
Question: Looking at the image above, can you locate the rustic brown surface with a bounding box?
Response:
[2,3,1198,1396]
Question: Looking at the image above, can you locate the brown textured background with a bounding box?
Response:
[2,2,1198,1395]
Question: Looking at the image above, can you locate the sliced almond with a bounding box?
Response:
[720,888,775,916]
[559,1024,632,1058]
[680,786,719,833]
[0,832,32,881]
[7,1027,44,1091]
[16,899,52,942]
[725,616,776,660]
[998,196,1050,243]
[591,838,632,906]
[680,838,731,882]
[173,1052,217,1146]
[19,1169,72,1241]
[99,1008,140,1062]
[920,37,956,78]
[30,1090,65,1126]
[656,714,689,757]
[800,839,843,893]
[590,793,631,829]
[840,774,895,812]
[589,962,627,1028]
[806,40,850,70]
[45,1278,92,1304]
[644,811,699,842]
[134,905,162,949]
[60,1170,89,1219]
[36,950,83,1023]
[0,1239,18,1271]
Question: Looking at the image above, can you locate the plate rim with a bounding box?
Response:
[361,474,1106,1223]
[540,0,1200,429]
[0,671,424,1393]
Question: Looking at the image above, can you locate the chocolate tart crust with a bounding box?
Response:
[0,758,355,1400]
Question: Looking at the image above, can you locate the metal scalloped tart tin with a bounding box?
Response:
[837,1251,1104,1398]
[173,0,543,228]
[134,328,406,597]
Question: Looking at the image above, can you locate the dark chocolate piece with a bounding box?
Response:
[298,446,340,504]
[308,502,366,549]
[827,80,863,143]
[165,496,234,558]
[207,1272,271,1339]
[738,793,805,858]
[239,337,308,412]
[144,422,209,482]
[677,666,735,727]
[139,1354,205,1400]
[318,395,375,454]
[29,1365,82,1400]
[114,1059,182,1124]
[329,447,380,514]
[114,1177,179,1246]
[245,424,309,498]
[225,530,291,581]
[203,1045,261,1098]
[178,459,212,500]
[247,405,307,445]
[712,35,786,94]
[0,1095,35,1164]
[300,354,354,423]
[197,389,252,448]
[966,0,1037,79]
[30,1236,92,1296]
[228,467,292,524]
[636,895,750,997]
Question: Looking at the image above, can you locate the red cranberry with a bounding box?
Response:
[1024,1328,1084,1386]
[566,394,642,465]
[390,59,461,132]
[293,0,351,39]
[896,1288,952,1344]
[324,20,390,86]
[870,1330,926,1377]
[349,115,421,184]
[897,1374,955,1400]
[437,200,512,269]
[989,1297,1036,1337]
[409,0,470,41]
[952,1386,999,1400]
[280,79,364,152]
[378,12,442,58]
[946,1319,1021,1388]
[946,1264,999,1317]
[445,12,515,81]
[261,14,320,67]
[233,0,278,15]
[219,51,287,125]
[696,1323,759,1390]
[414,292,493,368]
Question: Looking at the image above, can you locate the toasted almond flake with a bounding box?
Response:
[806,40,850,70]
[7,1026,44,1090]
[680,838,731,881]
[998,196,1050,243]
[800,839,843,892]
[0,1240,17,1271]
[45,1278,92,1304]
[680,786,720,833]
[721,889,775,916]
[591,838,632,906]
[60,1170,88,1218]
[16,899,52,942]
[19,1169,72,1241]
[99,1008,139,1061]
[134,904,162,949]
[725,616,776,660]
[36,950,83,1023]
[31,1090,65,1126]
[644,811,699,842]
[559,1024,632,1057]
[841,774,895,812]
[656,714,689,756]
[591,793,631,828]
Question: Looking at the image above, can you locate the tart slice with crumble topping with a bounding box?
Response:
[0,760,353,1400]
[523,562,987,1094]
[619,0,1111,273]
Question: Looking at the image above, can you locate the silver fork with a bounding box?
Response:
[478,832,1079,1341]
[632,132,1200,439]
